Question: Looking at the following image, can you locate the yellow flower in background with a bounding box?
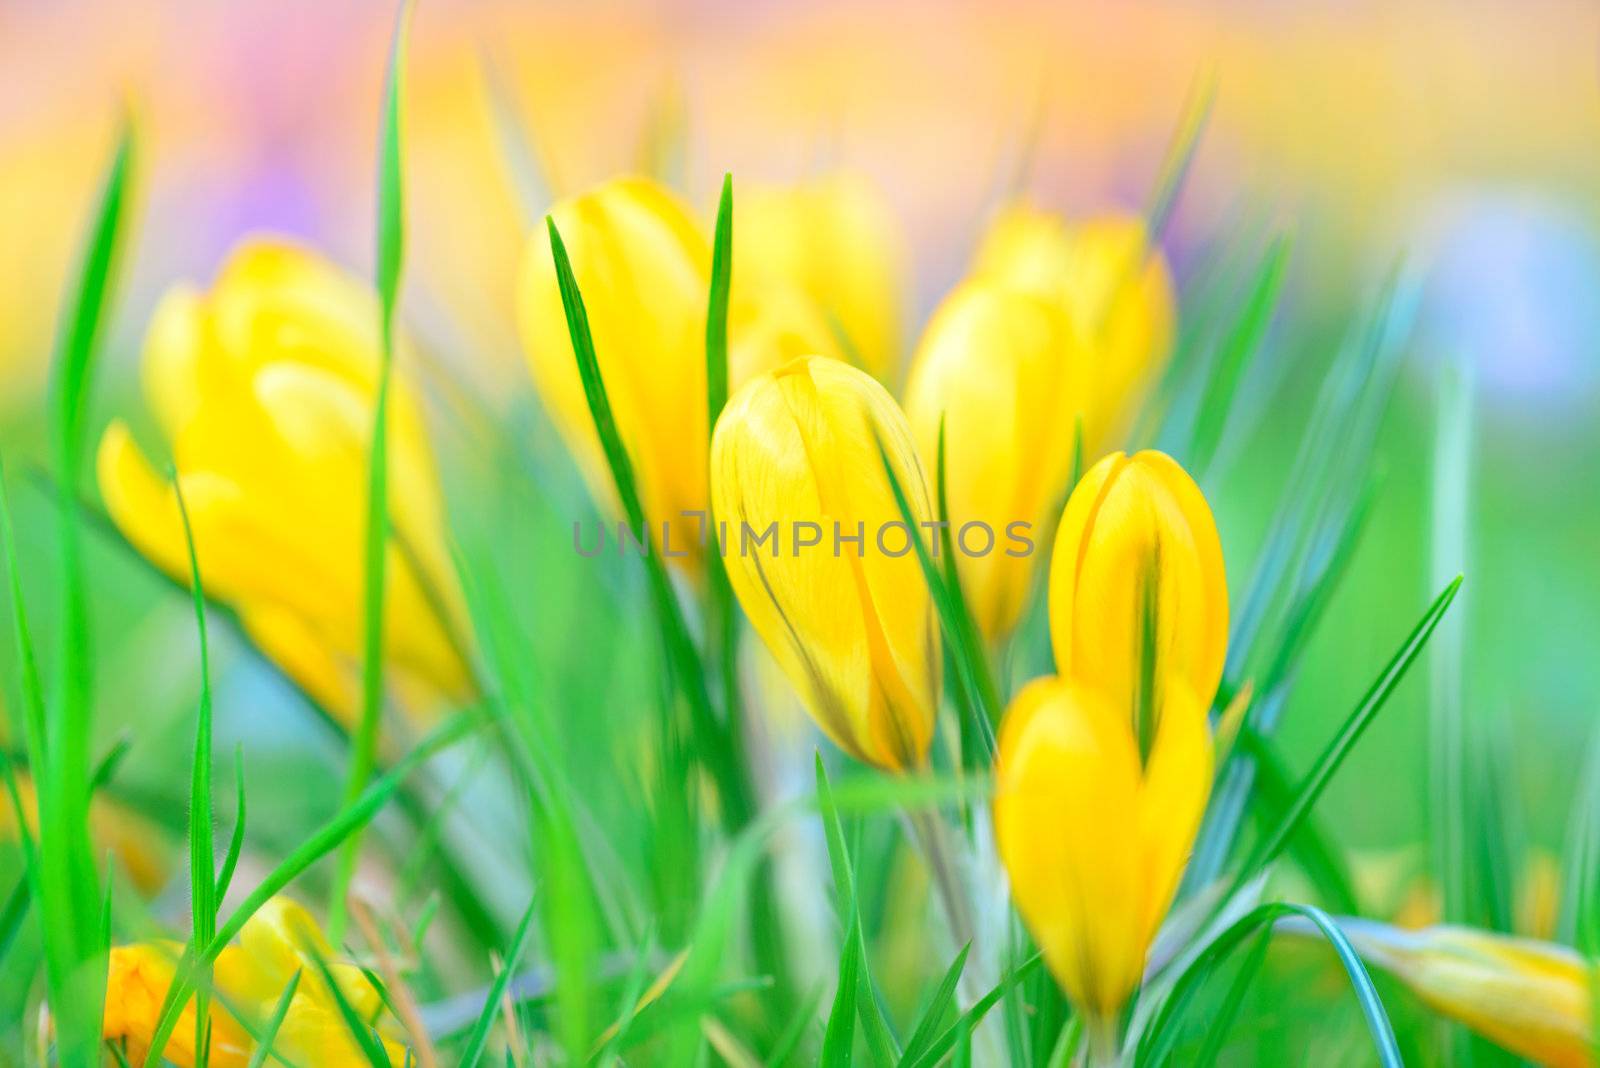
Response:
[517,175,711,571]
[104,897,406,1067]
[974,203,1176,454]
[728,283,849,388]
[0,772,170,896]
[1342,920,1593,1068]
[993,675,1213,1022]
[1048,450,1228,726]
[711,355,938,771]
[96,238,473,728]
[736,172,906,383]
[903,279,1088,642]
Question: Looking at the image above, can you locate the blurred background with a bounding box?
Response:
[2,0,1599,1053]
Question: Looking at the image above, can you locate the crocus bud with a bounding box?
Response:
[993,675,1213,1023]
[96,239,473,727]
[104,896,407,1066]
[1048,450,1228,737]
[736,172,906,383]
[1341,920,1593,1068]
[904,279,1088,641]
[710,355,939,771]
[974,203,1175,453]
[517,175,710,569]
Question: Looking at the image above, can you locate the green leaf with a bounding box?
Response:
[544,214,745,826]
[173,476,218,1068]
[706,172,733,433]
[872,432,1001,743]
[1187,924,1272,1066]
[49,113,137,1068]
[244,970,303,1068]
[896,943,970,1068]
[1235,576,1463,888]
[0,878,30,964]
[814,755,900,1065]
[1187,233,1290,475]
[333,0,413,939]
[899,952,1043,1068]
[458,897,538,1068]
[820,922,862,1068]
[1141,68,1214,250]
[765,983,823,1067]
[301,938,394,1068]
[216,746,248,904]
[1135,903,1400,1068]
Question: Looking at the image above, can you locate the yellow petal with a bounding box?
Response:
[1048,450,1228,725]
[994,677,1148,1017]
[736,172,905,383]
[904,280,1088,641]
[517,175,710,573]
[711,355,938,771]
[97,237,473,728]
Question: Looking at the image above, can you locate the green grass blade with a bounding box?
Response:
[1429,360,1474,926]
[334,0,413,938]
[1136,903,1400,1068]
[1187,925,1271,1066]
[458,896,538,1068]
[0,877,29,964]
[1188,234,1290,475]
[765,982,823,1067]
[244,970,303,1068]
[173,477,218,1068]
[217,746,247,904]
[1236,576,1462,886]
[302,940,394,1068]
[706,173,733,431]
[1141,67,1215,249]
[140,711,481,1067]
[896,943,970,1068]
[544,215,745,823]
[814,756,900,1065]
[1238,729,1359,914]
[38,113,135,1068]
[899,952,1042,1068]
[933,416,999,764]
[820,921,862,1068]
[872,433,1000,744]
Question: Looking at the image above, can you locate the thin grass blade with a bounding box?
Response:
[1237,576,1463,886]
[333,0,413,938]
[244,970,303,1068]
[458,897,538,1068]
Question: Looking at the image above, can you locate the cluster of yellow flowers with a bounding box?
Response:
[87,171,1593,1065]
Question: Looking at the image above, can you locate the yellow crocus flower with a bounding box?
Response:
[993,676,1212,1026]
[96,238,473,727]
[710,355,938,771]
[997,448,1226,1037]
[1343,920,1594,1068]
[104,897,406,1067]
[517,175,711,571]
[974,203,1176,454]
[1048,450,1228,727]
[736,172,906,383]
[903,279,1088,642]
